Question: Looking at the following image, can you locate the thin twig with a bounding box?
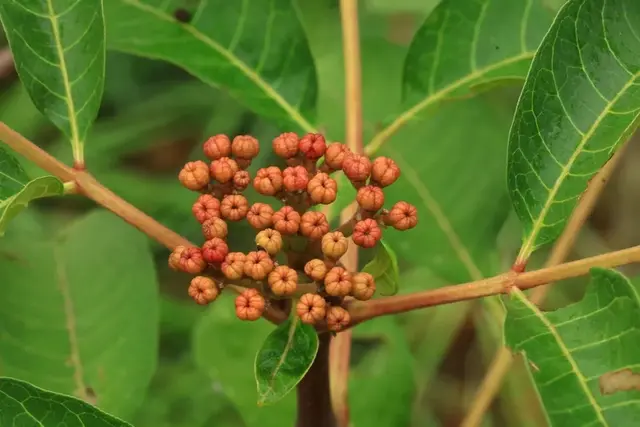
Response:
[329,2,363,426]
[458,145,626,427]
[0,122,191,249]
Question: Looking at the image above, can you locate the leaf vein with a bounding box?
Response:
[120,0,316,134]
[519,67,640,256]
[45,0,84,158]
[63,10,100,54]
[0,389,44,426]
[512,288,609,426]
[469,0,490,72]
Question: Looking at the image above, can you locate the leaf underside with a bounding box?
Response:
[0,0,106,156]
[507,0,640,255]
[0,377,131,426]
[254,317,318,405]
[504,268,640,427]
[104,0,317,133]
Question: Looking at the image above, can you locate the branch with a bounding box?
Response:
[328,1,363,426]
[348,241,640,325]
[296,333,337,427]
[0,122,188,248]
[458,145,626,427]
[0,122,288,323]
[0,122,75,181]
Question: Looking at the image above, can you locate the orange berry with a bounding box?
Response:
[235,289,265,321]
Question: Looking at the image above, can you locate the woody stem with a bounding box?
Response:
[296,332,337,427]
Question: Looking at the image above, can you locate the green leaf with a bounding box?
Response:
[333,97,512,283]
[349,317,415,427]
[362,239,400,296]
[1,176,64,235]
[0,210,159,420]
[133,356,244,427]
[504,268,640,426]
[397,267,466,380]
[0,147,64,234]
[0,377,131,426]
[0,0,106,162]
[193,294,296,427]
[507,0,640,258]
[0,146,29,199]
[104,0,317,133]
[255,316,318,406]
[366,0,551,151]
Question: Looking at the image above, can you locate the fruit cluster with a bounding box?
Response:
[169,132,417,332]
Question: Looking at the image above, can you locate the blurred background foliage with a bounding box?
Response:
[1,0,639,426]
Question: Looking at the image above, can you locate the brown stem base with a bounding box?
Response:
[296,333,337,427]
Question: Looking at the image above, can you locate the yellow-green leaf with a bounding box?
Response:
[0,146,63,235]
[0,0,106,162]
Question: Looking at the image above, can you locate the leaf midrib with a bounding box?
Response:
[519,70,640,257]
[120,0,317,134]
[258,317,299,404]
[512,288,609,426]
[391,150,484,281]
[45,0,83,160]
[53,245,89,402]
[365,51,535,155]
